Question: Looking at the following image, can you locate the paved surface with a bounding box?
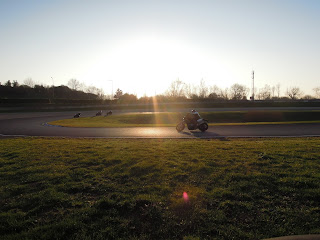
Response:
[264,235,320,240]
[1,110,320,138]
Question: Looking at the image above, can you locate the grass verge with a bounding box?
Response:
[49,111,320,128]
[1,137,320,239]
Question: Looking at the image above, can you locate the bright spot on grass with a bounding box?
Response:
[183,192,189,202]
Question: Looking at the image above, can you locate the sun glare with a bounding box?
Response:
[80,35,240,97]
[109,35,189,96]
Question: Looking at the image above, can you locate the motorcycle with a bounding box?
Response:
[95,110,102,116]
[105,110,113,116]
[74,113,81,118]
[176,115,209,132]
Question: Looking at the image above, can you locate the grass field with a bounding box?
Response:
[1,100,320,113]
[1,137,320,239]
[49,111,320,128]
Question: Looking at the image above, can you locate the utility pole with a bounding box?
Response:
[51,77,55,101]
[251,71,255,101]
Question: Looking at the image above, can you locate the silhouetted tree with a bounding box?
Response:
[302,95,313,100]
[119,93,138,103]
[24,78,35,88]
[4,80,12,87]
[230,83,248,100]
[139,95,152,104]
[198,79,208,99]
[68,78,81,91]
[219,88,229,100]
[184,83,197,99]
[313,87,320,98]
[271,85,276,98]
[286,87,303,100]
[96,88,105,100]
[114,88,123,99]
[208,85,225,100]
[165,79,185,98]
[276,83,281,98]
[257,84,272,100]
[12,80,19,88]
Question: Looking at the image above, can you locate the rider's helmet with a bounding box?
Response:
[191,109,196,113]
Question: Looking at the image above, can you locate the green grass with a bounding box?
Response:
[1,137,320,239]
[49,111,320,128]
[50,112,184,128]
[2,100,320,113]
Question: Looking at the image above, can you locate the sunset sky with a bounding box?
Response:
[1,0,319,97]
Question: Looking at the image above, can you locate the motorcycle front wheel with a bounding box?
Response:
[176,122,185,132]
[199,123,209,132]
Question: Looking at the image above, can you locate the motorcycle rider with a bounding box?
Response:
[191,109,200,117]
[176,109,208,132]
[96,110,102,116]
[74,112,81,118]
[186,109,201,127]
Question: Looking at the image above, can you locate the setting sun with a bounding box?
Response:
[80,34,239,97]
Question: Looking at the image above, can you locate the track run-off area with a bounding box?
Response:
[1,108,320,138]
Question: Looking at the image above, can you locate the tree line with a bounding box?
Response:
[163,79,320,101]
[1,78,320,104]
[114,79,320,104]
[0,79,103,100]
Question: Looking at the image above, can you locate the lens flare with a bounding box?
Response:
[183,192,189,202]
[152,96,161,125]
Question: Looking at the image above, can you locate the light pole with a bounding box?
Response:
[51,77,54,100]
[251,71,254,101]
[107,80,113,99]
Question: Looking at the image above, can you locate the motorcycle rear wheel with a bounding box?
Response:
[199,123,208,132]
[176,122,185,132]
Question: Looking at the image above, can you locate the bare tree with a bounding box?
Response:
[271,86,276,98]
[257,84,272,100]
[276,83,281,98]
[86,86,98,94]
[96,88,105,99]
[302,95,313,100]
[208,85,222,100]
[165,79,185,98]
[24,78,35,88]
[184,83,197,99]
[77,82,85,92]
[219,88,229,100]
[286,87,303,100]
[313,87,320,98]
[230,83,248,100]
[198,79,208,99]
[68,78,81,91]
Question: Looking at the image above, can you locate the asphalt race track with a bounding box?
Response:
[1,110,320,138]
